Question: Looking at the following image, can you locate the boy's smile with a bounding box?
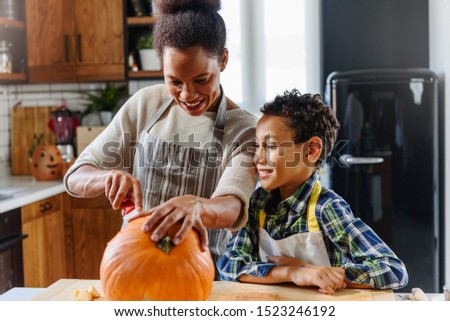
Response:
[254,114,318,200]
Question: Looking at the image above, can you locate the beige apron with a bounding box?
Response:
[132,90,230,279]
[258,180,331,267]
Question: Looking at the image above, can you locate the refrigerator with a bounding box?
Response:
[324,68,442,292]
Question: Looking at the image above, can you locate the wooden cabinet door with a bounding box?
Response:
[67,194,122,279]
[26,0,76,83]
[74,0,125,81]
[26,0,125,83]
[21,194,68,287]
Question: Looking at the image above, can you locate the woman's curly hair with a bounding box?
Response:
[153,0,226,58]
[261,89,340,165]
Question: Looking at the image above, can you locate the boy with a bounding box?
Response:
[217,89,408,294]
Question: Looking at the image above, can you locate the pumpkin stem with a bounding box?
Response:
[156,236,173,254]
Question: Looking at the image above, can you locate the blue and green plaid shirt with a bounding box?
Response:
[217,172,408,289]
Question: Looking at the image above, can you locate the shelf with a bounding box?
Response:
[127,16,156,26]
[0,17,25,30]
[128,70,164,79]
[0,73,27,83]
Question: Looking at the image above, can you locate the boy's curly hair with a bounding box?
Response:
[260,89,340,165]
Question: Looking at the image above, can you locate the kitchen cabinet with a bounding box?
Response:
[21,194,68,287]
[26,0,125,83]
[65,194,122,280]
[20,192,122,287]
[124,1,163,80]
[0,4,27,83]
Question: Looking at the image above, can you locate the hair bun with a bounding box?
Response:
[153,0,221,15]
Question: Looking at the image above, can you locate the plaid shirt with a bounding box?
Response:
[217,172,409,290]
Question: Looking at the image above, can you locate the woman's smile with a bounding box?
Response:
[180,98,205,112]
[163,46,228,116]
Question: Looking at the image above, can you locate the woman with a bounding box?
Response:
[64,0,257,276]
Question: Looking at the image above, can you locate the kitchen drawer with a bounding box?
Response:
[21,194,62,224]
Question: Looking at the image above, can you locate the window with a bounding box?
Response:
[220,0,321,115]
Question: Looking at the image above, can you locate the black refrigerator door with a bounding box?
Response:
[326,69,440,292]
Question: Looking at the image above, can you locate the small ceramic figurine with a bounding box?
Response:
[30,144,65,181]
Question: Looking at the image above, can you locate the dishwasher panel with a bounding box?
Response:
[0,208,27,294]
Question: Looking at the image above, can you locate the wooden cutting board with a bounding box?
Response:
[31,279,395,301]
[10,105,58,175]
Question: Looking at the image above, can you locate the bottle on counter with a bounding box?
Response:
[128,51,139,72]
[0,41,12,74]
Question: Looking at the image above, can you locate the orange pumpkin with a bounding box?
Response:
[100,216,215,301]
[30,145,64,181]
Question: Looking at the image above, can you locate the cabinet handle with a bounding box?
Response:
[77,34,82,62]
[64,35,70,62]
[39,202,53,213]
[0,233,28,252]
[339,154,384,166]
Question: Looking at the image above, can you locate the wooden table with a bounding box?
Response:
[31,279,395,301]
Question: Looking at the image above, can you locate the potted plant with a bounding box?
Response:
[136,33,161,71]
[81,83,129,125]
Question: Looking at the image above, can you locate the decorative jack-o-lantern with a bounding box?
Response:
[30,144,65,181]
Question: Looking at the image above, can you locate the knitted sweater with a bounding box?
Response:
[64,84,258,230]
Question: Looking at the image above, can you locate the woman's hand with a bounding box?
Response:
[124,194,241,251]
[288,265,347,295]
[104,169,143,211]
[140,195,209,251]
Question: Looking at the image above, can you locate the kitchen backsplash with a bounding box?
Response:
[0,79,163,175]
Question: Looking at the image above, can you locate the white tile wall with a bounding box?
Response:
[0,80,163,172]
[0,81,129,172]
[129,79,164,94]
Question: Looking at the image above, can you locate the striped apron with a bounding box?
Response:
[132,91,230,279]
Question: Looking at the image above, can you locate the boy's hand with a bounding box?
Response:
[288,265,347,295]
[267,255,310,267]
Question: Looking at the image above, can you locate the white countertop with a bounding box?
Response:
[0,287,445,301]
[395,292,445,301]
[0,288,44,301]
[0,175,65,213]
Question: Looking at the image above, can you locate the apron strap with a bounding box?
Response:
[259,210,266,228]
[259,180,322,231]
[306,180,322,232]
[211,85,227,142]
[144,98,174,133]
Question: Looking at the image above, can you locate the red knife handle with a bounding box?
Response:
[120,197,135,216]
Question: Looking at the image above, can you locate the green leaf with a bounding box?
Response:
[136,33,154,49]
[80,84,129,115]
